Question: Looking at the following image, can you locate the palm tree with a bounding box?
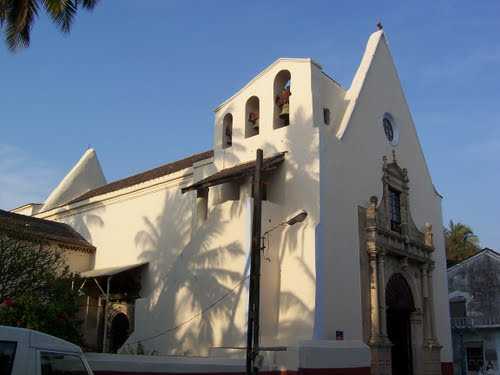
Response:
[0,0,98,51]
[444,220,480,266]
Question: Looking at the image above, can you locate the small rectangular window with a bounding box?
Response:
[41,351,89,375]
[450,300,466,318]
[323,108,330,125]
[196,188,209,223]
[0,341,17,375]
[389,188,401,233]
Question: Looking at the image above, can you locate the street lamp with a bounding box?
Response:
[263,210,308,236]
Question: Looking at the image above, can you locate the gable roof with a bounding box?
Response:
[447,248,500,274]
[0,209,95,252]
[66,150,214,206]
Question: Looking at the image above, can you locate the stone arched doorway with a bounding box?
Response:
[109,313,130,353]
[386,273,415,375]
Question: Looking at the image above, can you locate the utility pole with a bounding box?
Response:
[246,148,263,375]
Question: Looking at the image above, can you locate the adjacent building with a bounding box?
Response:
[449,248,500,374]
[0,208,95,273]
[10,29,453,374]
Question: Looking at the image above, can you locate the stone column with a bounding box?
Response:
[369,250,380,344]
[421,263,432,344]
[377,250,388,340]
[427,263,438,343]
[422,262,442,375]
[410,309,424,375]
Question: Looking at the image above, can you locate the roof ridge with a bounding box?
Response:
[64,149,214,206]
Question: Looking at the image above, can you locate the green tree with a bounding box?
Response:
[0,235,82,344]
[0,0,98,52]
[444,220,480,266]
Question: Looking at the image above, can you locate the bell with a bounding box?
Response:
[279,103,289,120]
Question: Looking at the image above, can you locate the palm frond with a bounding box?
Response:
[0,0,9,26]
[43,0,76,33]
[6,0,38,51]
[76,0,98,10]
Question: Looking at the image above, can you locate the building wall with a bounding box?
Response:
[37,58,322,356]
[315,31,452,361]
[212,58,321,346]
[61,246,94,273]
[449,251,500,373]
[33,34,452,366]
[449,251,500,323]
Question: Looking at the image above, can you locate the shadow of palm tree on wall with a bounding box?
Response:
[127,104,321,354]
[133,191,245,355]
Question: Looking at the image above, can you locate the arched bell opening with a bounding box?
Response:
[273,70,291,129]
[245,96,260,138]
[386,273,415,375]
[109,312,130,353]
[222,113,233,148]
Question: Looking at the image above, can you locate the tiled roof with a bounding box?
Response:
[182,152,285,193]
[67,150,213,205]
[0,209,95,252]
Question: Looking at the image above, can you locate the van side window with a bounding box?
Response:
[41,351,89,375]
[0,341,17,375]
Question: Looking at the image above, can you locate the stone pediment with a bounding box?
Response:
[366,151,434,263]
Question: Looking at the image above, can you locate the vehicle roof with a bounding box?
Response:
[0,326,82,353]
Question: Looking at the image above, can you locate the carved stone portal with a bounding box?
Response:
[359,152,441,375]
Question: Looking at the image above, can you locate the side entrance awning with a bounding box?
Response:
[80,262,148,278]
[181,152,286,193]
[78,262,148,301]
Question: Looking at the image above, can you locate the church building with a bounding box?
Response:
[12,29,453,374]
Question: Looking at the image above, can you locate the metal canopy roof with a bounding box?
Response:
[181,152,285,193]
[80,262,148,278]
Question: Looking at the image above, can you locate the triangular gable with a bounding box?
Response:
[41,149,107,211]
[335,29,438,195]
[448,248,500,276]
[336,30,384,140]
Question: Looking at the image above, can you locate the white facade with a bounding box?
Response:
[23,29,452,373]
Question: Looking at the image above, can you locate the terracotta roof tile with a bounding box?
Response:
[182,152,285,193]
[0,209,95,252]
[68,150,213,205]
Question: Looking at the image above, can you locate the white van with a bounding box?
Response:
[0,325,93,375]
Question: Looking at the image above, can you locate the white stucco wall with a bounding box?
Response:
[315,31,452,361]
[31,32,452,365]
[42,149,106,211]
[213,58,321,345]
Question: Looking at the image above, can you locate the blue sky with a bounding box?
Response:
[1,1,499,249]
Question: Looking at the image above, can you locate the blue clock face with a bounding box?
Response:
[383,117,394,142]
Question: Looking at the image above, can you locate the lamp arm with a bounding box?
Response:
[262,221,287,237]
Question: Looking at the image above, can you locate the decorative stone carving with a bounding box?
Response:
[363,152,441,375]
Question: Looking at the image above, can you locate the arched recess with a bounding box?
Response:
[388,267,422,311]
[109,312,130,353]
[386,273,415,375]
[273,70,291,129]
[245,96,260,138]
[386,273,415,312]
[222,113,233,148]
